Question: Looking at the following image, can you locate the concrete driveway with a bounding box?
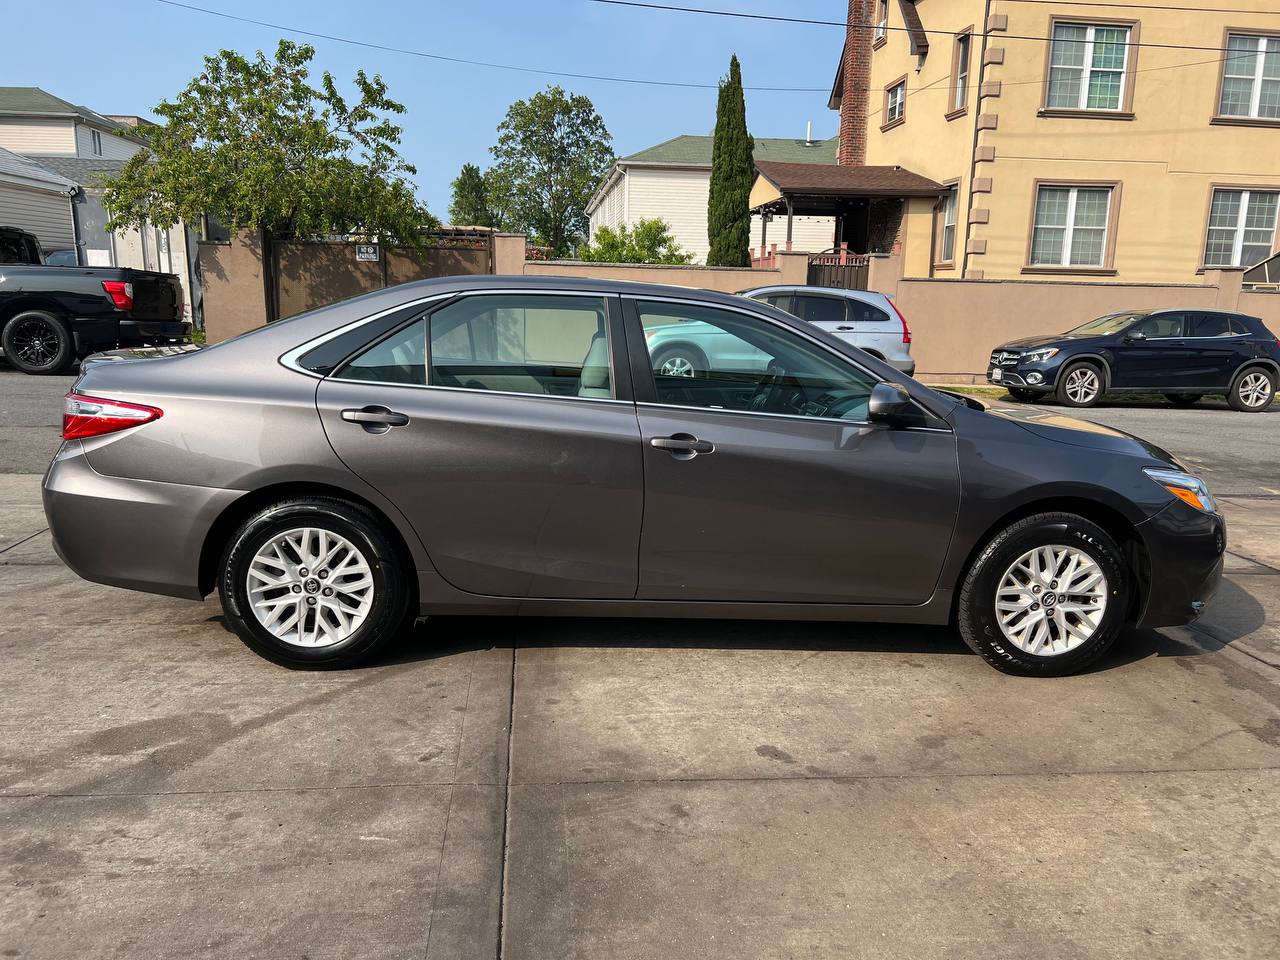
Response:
[2,361,1279,958]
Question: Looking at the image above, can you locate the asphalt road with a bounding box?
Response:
[3,359,1280,958]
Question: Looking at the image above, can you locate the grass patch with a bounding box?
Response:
[926,384,1010,400]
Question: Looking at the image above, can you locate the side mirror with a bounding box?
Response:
[868,382,915,426]
[1124,330,1147,343]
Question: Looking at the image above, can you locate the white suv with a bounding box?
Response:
[741,285,915,376]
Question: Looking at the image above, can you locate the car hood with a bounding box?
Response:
[981,402,1183,467]
[993,333,1109,352]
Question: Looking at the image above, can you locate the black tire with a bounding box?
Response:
[1008,387,1040,402]
[1164,393,1200,407]
[2,310,74,374]
[652,344,708,379]
[957,512,1130,677]
[1227,366,1276,413]
[218,496,412,668]
[1055,360,1105,408]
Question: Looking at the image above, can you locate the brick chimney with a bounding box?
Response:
[837,0,872,166]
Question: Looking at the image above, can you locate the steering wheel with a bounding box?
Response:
[750,360,790,412]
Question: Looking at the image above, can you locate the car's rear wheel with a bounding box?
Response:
[957,513,1129,676]
[2,310,73,374]
[1056,361,1104,408]
[652,344,707,378]
[1227,367,1275,412]
[1164,393,1200,406]
[1008,387,1039,402]
[218,497,412,668]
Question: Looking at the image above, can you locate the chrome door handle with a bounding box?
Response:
[650,434,714,458]
[341,406,409,432]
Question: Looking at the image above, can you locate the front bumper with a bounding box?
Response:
[71,318,193,355]
[43,441,241,600]
[986,364,1057,391]
[1133,499,1226,629]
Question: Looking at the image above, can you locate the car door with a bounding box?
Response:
[624,296,961,604]
[1182,313,1246,389]
[315,291,644,599]
[1110,313,1195,388]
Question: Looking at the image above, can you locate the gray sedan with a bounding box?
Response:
[46,276,1223,676]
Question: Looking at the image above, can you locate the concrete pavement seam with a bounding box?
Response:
[0,528,47,554]
[494,640,518,960]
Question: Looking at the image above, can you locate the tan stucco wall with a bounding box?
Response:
[521,253,806,293]
[865,1,1280,284]
[199,231,268,344]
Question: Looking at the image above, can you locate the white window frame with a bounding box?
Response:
[874,0,888,42]
[886,82,906,123]
[954,34,971,111]
[1031,185,1114,268]
[1047,22,1130,111]
[1219,34,1280,119]
[938,186,958,263]
[1204,188,1280,267]
[91,129,102,156]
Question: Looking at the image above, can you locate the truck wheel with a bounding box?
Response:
[2,310,74,374]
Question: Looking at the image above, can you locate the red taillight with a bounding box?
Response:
[101,280,133,311]
[888,299,912,344]
[63,392,162,440]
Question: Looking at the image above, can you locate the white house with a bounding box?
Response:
[0,88,199,324]
[0,146,78,252]
[587,135,839,263]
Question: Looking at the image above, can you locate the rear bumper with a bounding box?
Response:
[1133,500,1226,629]
[891,357,916,377]
[71,318,192,355]
[43,441,241,600]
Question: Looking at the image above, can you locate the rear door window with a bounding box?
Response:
[846,300,892,324]
[790,295,847,325]
[1189,314,1234,338]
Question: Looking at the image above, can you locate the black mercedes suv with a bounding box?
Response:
[988,309,1280,411]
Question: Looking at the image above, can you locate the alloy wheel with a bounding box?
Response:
[246,526,375,648]
[1238,372,1272,409]
[659,356,695,377]
[1063,367,1100,404]
[994,544,1108,656]
[9,316,60,369]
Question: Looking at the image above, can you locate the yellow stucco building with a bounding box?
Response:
[862,0,1280,283]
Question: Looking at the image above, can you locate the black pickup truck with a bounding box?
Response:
[0,225,189,374]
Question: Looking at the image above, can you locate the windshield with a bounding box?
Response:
[1065,312,1148,336]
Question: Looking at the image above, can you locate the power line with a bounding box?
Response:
[585,0,1255,54]
[151,0,828,92]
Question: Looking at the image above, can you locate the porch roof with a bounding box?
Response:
[751,161,944,215]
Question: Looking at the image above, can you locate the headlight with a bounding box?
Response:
[1144,467,1217,514]
[1023,347,1059,363]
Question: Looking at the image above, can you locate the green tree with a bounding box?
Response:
[577,219,693,264]
[706,55,755,267]
[101,40,433,246]
[448,162,499,227]
[487,86,614,256]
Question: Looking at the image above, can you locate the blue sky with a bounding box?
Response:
[4,0,844,216]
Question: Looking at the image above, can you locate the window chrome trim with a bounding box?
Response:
[278,293,455,379]
[322,377,634,407]
[635,400,953,433]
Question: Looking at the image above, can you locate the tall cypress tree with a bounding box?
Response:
[706,55,754,267]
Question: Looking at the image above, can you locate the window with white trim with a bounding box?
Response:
[953,33,971,111]
[91,129,102,156]
[874,0,888,42]
[885,81,906,123]
[938,186,958,263]
[1046,22,1130,111]
[1031,185,1113,267]
[1218,34,1280,120]
[1203,189,1279,267]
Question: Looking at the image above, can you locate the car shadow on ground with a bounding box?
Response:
[1002,392,1275,413]
[201,609,1241,676]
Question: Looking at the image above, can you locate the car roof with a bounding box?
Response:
[739,284,890,301]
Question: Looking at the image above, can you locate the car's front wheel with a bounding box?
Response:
[957,513,1129,676]
[219,496,412,668]
[1228,367,1276,412]
[1056,361,1105,407]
